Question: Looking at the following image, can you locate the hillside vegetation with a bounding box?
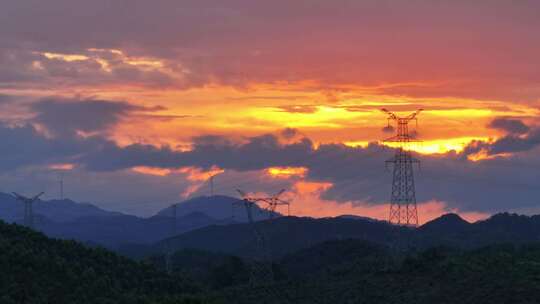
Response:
[4,213,540,304]
[210,241,540,304]
[0,221,201,304]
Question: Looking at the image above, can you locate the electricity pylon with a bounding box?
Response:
[382,108,422,227]
[209,174,215,196]
[12,192,45,229]
[235,189,290,286]
[58,172,64,200]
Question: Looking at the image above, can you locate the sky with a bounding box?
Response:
[1,0,539,223]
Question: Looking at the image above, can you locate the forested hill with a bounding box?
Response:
[0,220,201,304]
[4,217,540,304]
[211,240,540,304]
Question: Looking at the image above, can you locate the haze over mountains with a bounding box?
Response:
[3,191,540,303]
[0,194,277,248]
[2,192,540,259]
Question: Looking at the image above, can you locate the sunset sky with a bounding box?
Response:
[1,1,540,223]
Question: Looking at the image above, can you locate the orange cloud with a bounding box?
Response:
[178,166,224,182]
[130,165,224,198]
[285,181,488,224]
[131,166,171,176]
[178,166,224,198]
[131,165,224,179]
[266,166,308,179]
[49,163,75,170]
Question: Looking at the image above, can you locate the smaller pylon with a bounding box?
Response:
[58,172,64,200]
[209,175,215,196]
[12,192,44,229]
[235,189,275,286]
[237,189,291,219]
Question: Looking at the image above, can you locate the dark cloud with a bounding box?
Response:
[31,97,164,137]
[488,118,530,134]
[0,119,539,215]
[78,133,313,172]
[0,47,181,90]
[73,131,540,214]
[0,123,102,170]
[80,141,183,172]
[463,128,540,156]
[487,130,540,155]
[281,128,299,139]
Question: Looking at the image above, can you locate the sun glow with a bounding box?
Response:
[266,166,308,178]
[247,105,371,128]
[41,52,89,62]
[49,163,75,170]
[384,137,491,154]
[346,136,490,154]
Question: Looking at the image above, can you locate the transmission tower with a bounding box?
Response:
[382,108,422,227]
[59,172,64,200]
[12,192,45,229]
[209,175,215,196]
[235,189,290,286]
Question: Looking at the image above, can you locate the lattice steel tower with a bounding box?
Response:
[235,189,290,286]
[12,192,44,229]
[382,109,422,227]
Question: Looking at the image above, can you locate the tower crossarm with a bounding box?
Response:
[12,192,44,203]
[12,191,45,229]
[32,192,45,201]
[12,192,27,202]
[381,108,423,123]
[405,109,423,120]
[381,108,398,120]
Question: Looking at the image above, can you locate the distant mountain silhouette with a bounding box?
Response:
[0,193,241,249]
[417,212,540,248]
[140,212,540,260]
[335,214,385,223]
[43,211,226,247]
[156,216,400,259]
[3,190,540,258]
[0,192,123,223]
[419,213,471,233]
[155,195,280,222]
